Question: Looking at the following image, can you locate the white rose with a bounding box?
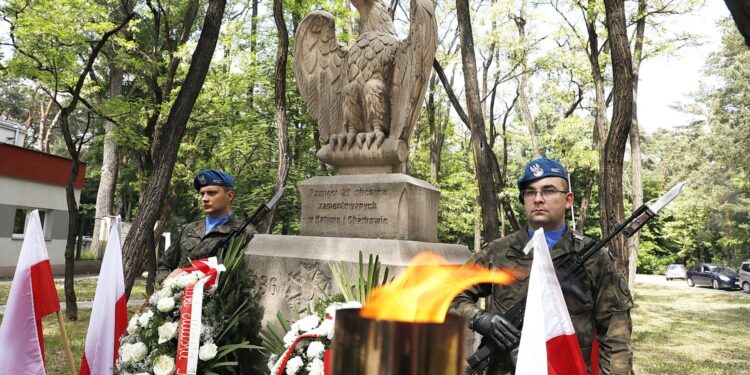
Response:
[306,340,326,358]
[157,297,176,312]
[152,354,175,375]
[176,272,200,288]
[149,287,174,304]
[120,342,148,363]
[285,356,304,375]
[157,321,179,344]
[321,318,335,339]
[163,273,182,289]
[307,357,325,375]
[199,342,218,361]
[296,315,320,332]
[306,318,334,339]
[127,316,140,334]
[282,329,298,348]
[137,309,154,327]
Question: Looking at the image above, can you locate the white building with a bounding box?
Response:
[0,119,26,147]
[0,142,86,276]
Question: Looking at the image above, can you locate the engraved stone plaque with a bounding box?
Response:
[299,174,439,242]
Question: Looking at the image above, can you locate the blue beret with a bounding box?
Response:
[516,158,568,202]
[193,169,235,191]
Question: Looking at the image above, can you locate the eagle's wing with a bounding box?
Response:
[294,11,347,142]
[389,0,437,141]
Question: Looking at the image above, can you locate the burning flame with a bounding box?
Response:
[360,252,515,323]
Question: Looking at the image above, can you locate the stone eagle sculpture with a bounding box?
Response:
[294,0,437,174]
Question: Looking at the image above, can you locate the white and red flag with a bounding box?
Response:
[515,228,588,375]
[80,216,127,375]
[0,210,61,374]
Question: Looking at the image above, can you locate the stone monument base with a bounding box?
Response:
[245,234,470,326]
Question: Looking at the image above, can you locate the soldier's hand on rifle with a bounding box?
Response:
[472,311,521,351]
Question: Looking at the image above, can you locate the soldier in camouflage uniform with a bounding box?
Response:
[451,158,633,375]
[156,169,257,283]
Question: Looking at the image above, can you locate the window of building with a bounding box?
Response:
[12,208,49,240]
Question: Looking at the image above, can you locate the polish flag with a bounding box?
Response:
[0,210,61,374]
[80,216,128,375]
[515,228,588,375]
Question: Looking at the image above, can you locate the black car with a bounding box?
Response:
[686,263,740,290]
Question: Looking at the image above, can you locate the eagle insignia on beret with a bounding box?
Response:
[530,163,543,177]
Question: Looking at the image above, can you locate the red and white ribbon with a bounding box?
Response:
[175,257,224,375]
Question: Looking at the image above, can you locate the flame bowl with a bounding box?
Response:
[331,308,466,375]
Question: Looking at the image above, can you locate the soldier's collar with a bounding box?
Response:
[507,227,577,260]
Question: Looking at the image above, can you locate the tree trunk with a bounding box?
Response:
[514,0,542,157]
[427,73,445,181]
[122,0,227,295]
[576,168,596,234]
[37,98,54,151]
[91,63,122,258]
[42,110,60,153]
[59,115,80,320]
[456,0,500,243]
[579,0,611,241]
[247,0,259,111]
[602,0,634,278]
[259,0,291,233]
[627,0,646,290]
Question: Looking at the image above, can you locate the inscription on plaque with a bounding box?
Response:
[299,174,439,241]
[303,186,393,227]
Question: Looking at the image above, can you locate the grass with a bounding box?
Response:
[631,283,750,375]
[0,276,148,306]
[41,307,142,374]
[77,249,99,260]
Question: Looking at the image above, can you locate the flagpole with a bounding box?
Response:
[56,310,77,375]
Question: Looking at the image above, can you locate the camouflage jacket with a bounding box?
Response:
[156,215,257,283]
[450,227,633,375]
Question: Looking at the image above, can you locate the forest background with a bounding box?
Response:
[1,0,748,320]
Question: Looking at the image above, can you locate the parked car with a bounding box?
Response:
[665,264,687,280]
[686,263,740,290]
[740,260,750,294]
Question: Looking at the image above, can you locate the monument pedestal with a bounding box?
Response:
[247,173,470,325]
[246,234,469,325]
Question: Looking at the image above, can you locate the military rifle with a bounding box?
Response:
[466,182,686,375]
[211,188,284,254]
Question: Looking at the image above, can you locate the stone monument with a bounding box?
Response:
[246,0,470,325]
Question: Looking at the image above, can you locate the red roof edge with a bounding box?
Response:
[0,143,87,188]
